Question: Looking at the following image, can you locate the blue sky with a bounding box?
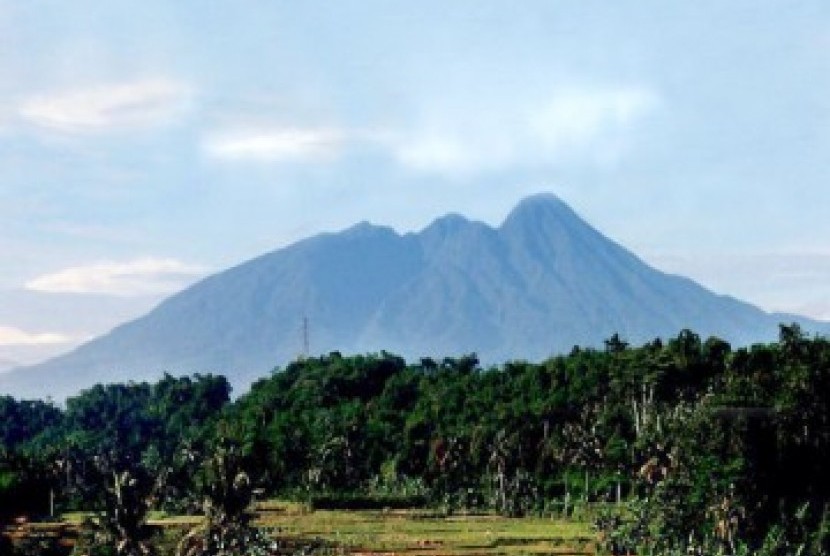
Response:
[2,1,830,368]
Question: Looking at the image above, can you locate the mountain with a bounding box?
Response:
[0,357,21,374]
[2,193,827,400]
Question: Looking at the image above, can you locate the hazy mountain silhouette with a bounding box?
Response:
[0,357,21,373]
[2,193,826,399]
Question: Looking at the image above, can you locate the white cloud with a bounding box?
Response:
[19,79,192,133]
[390,85,660,177]
[25,257,207,297]
[394,134,493,175]
[204,128,347,162]
[389,125,520,178]
[0,325,71,346]
[201,85,659,173]
[531,87,659,153]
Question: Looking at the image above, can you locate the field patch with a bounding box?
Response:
[253,503,596,555]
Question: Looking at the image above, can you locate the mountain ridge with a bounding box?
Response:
[2,193,827,400]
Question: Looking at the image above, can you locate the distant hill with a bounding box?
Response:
[2,193,827,400]
[0,357,21,374]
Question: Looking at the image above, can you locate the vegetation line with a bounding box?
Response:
[1,324,829,554]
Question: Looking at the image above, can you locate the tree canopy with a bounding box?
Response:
[1,326,829,553]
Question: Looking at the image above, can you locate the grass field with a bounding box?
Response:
[251,502,597,556]
[11,503,597,555]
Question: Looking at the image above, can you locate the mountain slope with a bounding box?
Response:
[2,193,827,399]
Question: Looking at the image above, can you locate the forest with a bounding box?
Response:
[1,324,829,555]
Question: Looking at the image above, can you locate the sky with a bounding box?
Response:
[2,1,830,369]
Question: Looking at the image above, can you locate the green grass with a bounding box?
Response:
[53,502,597,555]
[253,502,597,555]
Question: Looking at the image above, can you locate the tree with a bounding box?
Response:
[177,434,271,556]
[88,469,159,556]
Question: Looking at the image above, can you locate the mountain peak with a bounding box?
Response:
[516,191,565,206]
[4,193,827,401]
[421,213,470,234]
[499,192,585,235]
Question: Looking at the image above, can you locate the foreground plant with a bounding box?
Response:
[177,439,276,556]
[78,468,159,556]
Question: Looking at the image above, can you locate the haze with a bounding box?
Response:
[2,1,829,368]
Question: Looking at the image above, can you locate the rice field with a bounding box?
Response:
[6,503,597,556]
[252,502,597,556]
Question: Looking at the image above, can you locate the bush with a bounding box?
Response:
[307,493,427,510]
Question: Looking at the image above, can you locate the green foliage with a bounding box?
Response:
[0,397,62,453]
[0,457,55,519]
[176,435,275,556]
[1,326,829,554]
[81,469,160,556]
[306,493,427,510]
